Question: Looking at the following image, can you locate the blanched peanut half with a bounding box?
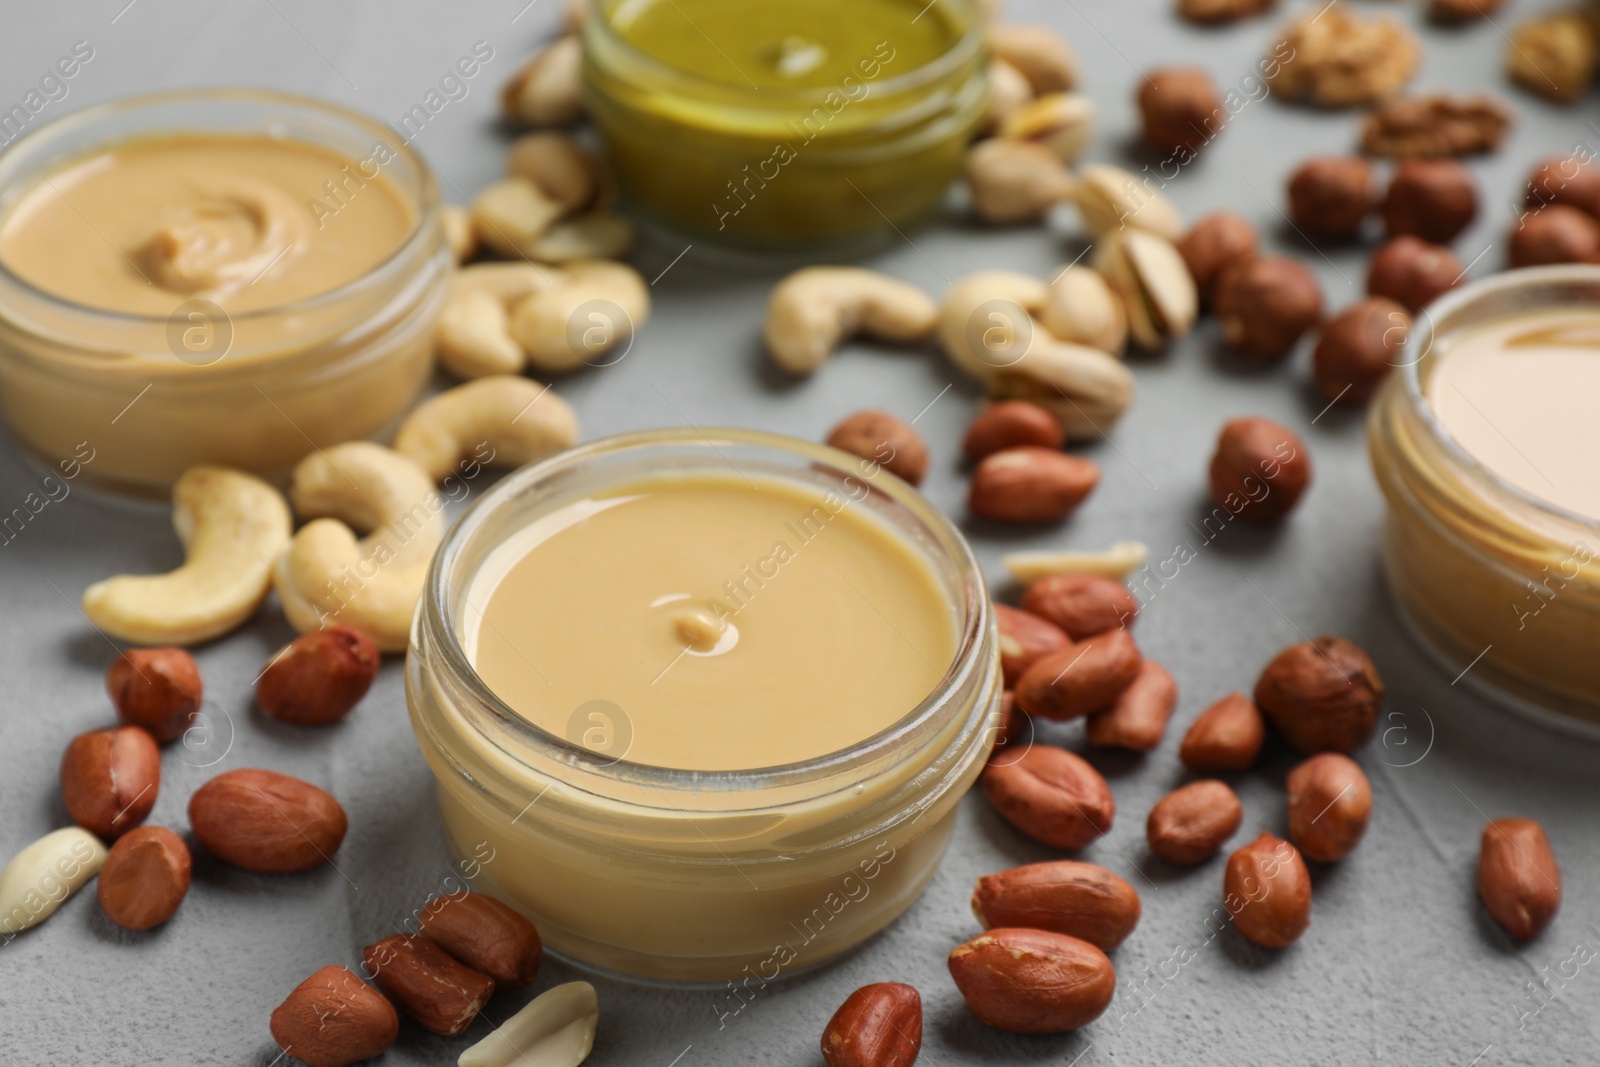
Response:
[394,376,579,483]
[83,466,291,645]
[458,981,598,1067]
[1041,265,1127,356]
[0,828,107,936]
[764,267,939,374]
[1071,164,1185,241]
[473,177,565,259]
[441,205,477,263]
[273,443,444,652]
[966,139,1074,225]
[437,289,525,379]
[510,260,651,373]
[989,23,1079,93]
[1004,541,1150,583]
[506,132,609,215]
[502,35,584,127]
[938,270,1051,381]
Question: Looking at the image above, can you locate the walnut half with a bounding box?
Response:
[1266,7,1419,108]
[1360,94,1514,157]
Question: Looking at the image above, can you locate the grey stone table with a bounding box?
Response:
[1,1,1596,1064]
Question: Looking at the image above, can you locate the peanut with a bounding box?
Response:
[820,982,921,1067]
[1085,659,1177,751]
[1147,780,1243,865]
[270,965,398,1067]
[1014,628,1142,721]
[188,769,347,874]
[97,825,191,931]
[1478,818,1561,941]
[363,933,495,1037]
[1286,753,1372,862]
[1179,692,1266,772]
[59,726,160,840]
[972,860,1141,951]
[948,928,1115,1033]
[105,647,202,744]
[981,743,1114,849]
[1224,832,1312,948]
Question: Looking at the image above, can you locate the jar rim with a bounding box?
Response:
[418,427,993,792]
[0,87,439,327]
[1398,264,1600,531]
[582,0,987,109]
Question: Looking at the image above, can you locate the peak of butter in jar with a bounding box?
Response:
[771,35,828,78]
[672,605,727,652]
[137,181,304,295]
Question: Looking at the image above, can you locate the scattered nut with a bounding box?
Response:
[1429,0,1505,22]
[1003,542,1150,584]
[273,443,442,652]
[0,827,106,936]
[1224,832,1313,948]
[458,980,598,1067]
[1178,0,1275,24]
[1254,636,1384,752]
[82,467,291,646]
[1085,660,1177,751]
[1040,265,1127,355]
[999,92,1096,163]
[1524,154,1600,216]
[963,400,1063,460]
[1213,256,1324,361]
[1178,211,1260,304]
[969,447,1100,524]
[97,825,191,931]
[965,138,1074,225]
[982,744,1114,849]
[1179,692,1266,772]
[395,375,579,483]
[441,204,477,263]
[1021,573,1138,640]
[989,24,1079,93]
[826,410,929,485]
[1384,158,1478,243]
[452,261,558,305]
[1138,67,1225,155]
[1368,235,1464,311]
[106,647,202,744]
[510,259,652,373]
[436,288,530,379]
[1360,93,1513,157]
[1288,156,1375,240]
[996,604,1071,688]
[529,213,635,263]
[1208,417,1313,522]
[419,891,543,987]
[938,270,1050,380]
[1313,296,1411,404]
[948,929,1115,1033]
[1071,163,1186,240]
[988,341,1136,439]
[1267,7,1419,107]
[256,626,381,727]
[1092,228,1198,349]
[1510,204,1600,267]
[1508,11,1598,103]
[472,177,565,259]
[59,727,160,840]
[820,983,921,1067]
[1015,628,1142,721]
[1147,780,1243,864]
[270,966,399,1067]
[1286,753,1372,862]
[502,35,584,126]
[983,58,1035,135]
[972,861,1141,951]
[188,768,348,873]
[767,268,938,374]
[1478,818,1561,941]
[363,933,495,1037]
[505,132,607,215]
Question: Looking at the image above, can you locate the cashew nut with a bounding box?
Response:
[529,213,635,263]
[394,376,579,483]
[1000,92,1095,163]
[1003,541,1150,584]
[1070,164,1185,240]
[1092,228,1198,349]
[965,138,1074,225]
[441,205,477,263]
[454,262,559,305]
[938,270,1050,380]
[764,267,939,374]
[437,289,526,380]
[989,24,1079,93]
[472,177,566,259]
[1041,265,1127,356]
[991,339,1135,440]
[0,828,106,936]
[982,58,1035,135]
[272,443,444,653]
[83,466,291,645]
[506,132,608,215]
[509,259,650,373]
[502,35,584,127]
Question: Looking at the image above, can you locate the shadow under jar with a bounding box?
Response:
[1369,265,1600,733]
[407,429,1002,982]
[0,89,449,495]
[580,0,989,247]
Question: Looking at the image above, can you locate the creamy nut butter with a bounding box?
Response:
[1369,267,1600,729]
[0,91,448,493]
[408,430,1002,981]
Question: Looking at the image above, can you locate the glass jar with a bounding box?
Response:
[407,429,1002,982]
[579,0,989,246]
[1368,265,1600,732]
[0,89,449,495]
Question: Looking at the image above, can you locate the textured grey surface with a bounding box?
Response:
[1,1,1598,1065]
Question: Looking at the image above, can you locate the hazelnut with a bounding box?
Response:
[1383,159,1477,243]
[1138,67,1225,155]
[1312,297,1412,404]
[963,400,1064,460]
[1213,257,1324,362]
[1524,155,1600,217]
[1429,0,1504,23]
[1288,157,1375,240]
[257,626,381,727]
[1510,204,1600,268]
[1207,417,1312,523]
[826,410,929,486]
[1177,211,1260,303]
[1367,235,1463,311]
[106,647,203,744]
[1254,635,1384,753]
